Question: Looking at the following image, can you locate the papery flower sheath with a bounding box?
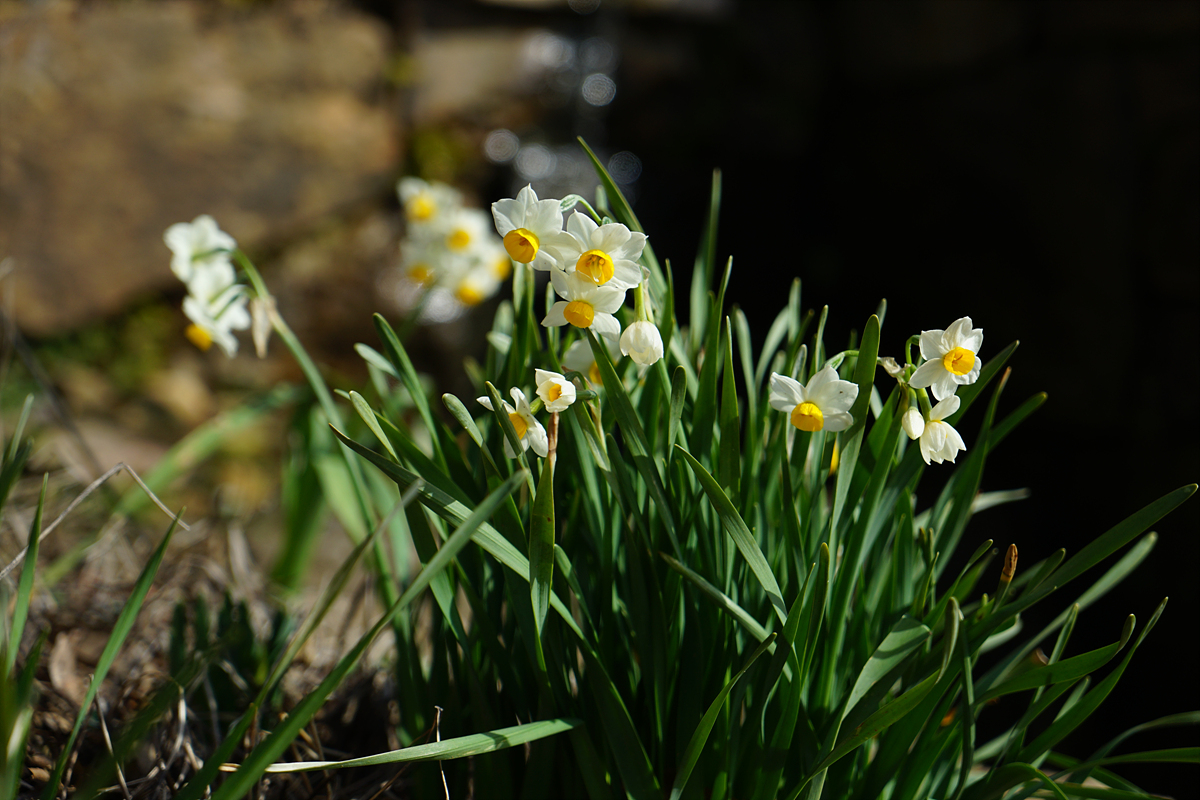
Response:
[164,215,237,285]
[769,364,859,433]
[556,211,645,290]
[542,269,625,341]
[909,316,983,401]
[477,387,549,458]
[913,395,967,465]
[491,185,572,272]
[535,369,577,412]
[619,320,664,366]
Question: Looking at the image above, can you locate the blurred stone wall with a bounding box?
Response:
[0,0,399,336]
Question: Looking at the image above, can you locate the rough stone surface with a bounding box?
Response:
[0,0,400,336]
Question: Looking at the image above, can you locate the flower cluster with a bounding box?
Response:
[165,215,250,357]
[764,316,983,467]
[491,185,664,366]
[397,178,511,310]
[902,316,983,464]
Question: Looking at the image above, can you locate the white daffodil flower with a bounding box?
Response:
[452,263,501,307]
[563,337,618,386]
[164,215,237,285]
[398,177,462,227]
[535,369,577,412]
[769,364,859,433]
[182,284,251,358]
[477,388,548,458]
[619,320,664,366]
[491,185,573,272]
[440,206,495,257]
[915,395,967,465]
[542,269,625,341]
[556,211,646,290]
[909,316,984,401]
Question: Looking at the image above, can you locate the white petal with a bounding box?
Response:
[823,411,854,432]
[929,395,961,421]
[566,211,598,242]
[907,359,943,390]
[931,373,959,402]
[590,312,621,341]
[527,421,549,457]
[919,329,945,361]
[542,302,569,327]
[768,373,805,411]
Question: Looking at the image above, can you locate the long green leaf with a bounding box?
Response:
[676,446,787,624]
[262,718,582,772]
[8,476,46,673]
[669,634,777,800]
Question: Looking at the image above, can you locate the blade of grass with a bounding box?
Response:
[7,475,46,674]
[40,510,183,800]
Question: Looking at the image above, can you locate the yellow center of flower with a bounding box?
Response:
[563,300,594,328]
[507,412,528,439]
[408,195,435,221]
[493,255,512,280]
[790,402,824,432]
[446,228,471,251]
[942,347,975,376]
[407,264,433,285]
[455,284,485,306]
[588,361,602,385]
[185,323,213,351]
[503,228,540,263]
[546,384,563,403]
[575,249,615,285]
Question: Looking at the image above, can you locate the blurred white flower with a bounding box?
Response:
[909,316,984,401]
[619,320,663,366]
[164,214,236,286]
[542,269,625,341]
[535,369,577,412]
[182,284,251,358]
[398,177,462,227]
[441,206,495,256]
[769,364,858,433]
[491,185,572,272]
[477,388,548,458]
[563,337,618,386]
[915,395,967,465]
[557,211,645,290]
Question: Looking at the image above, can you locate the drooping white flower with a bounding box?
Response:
[535,369,577,412]
[398,177,462,227]
[556,211,645,290]
[542,269,625,341]
[490,185,573,272]
[164,215,237,285]
[915,395,967,465]
[909,316,984,401]
[619,320,664,366]
[563,337,619,386]
[768,364,859,433]
[182,284,251,358]
[476,387,548,458]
